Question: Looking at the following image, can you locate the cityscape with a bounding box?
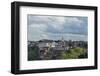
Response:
[28,36,88,60]
[27,15,88,61]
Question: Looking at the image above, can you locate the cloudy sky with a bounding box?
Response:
[27,15,88,41]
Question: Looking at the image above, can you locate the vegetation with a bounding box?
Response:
[28,47,87,60]
[28,45,39,61]
[60,47,87,59]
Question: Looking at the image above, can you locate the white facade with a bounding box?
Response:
[38,42,56,48]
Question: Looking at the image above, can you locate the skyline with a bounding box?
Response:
[27,15,88,41]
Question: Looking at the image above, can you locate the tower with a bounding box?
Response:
[61,35,66,50]
[61,35,64,42]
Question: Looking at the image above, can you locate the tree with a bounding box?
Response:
[28,44,40,61]
[60,47,87,59]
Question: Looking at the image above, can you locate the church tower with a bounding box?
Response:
[61,35,64,42]
[61,35,66,50]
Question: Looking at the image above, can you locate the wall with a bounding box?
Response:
[0,0,99,76]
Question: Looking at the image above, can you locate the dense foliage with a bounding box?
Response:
[60,47,87,59]
[28,45,39,61]
[28,46,87,61]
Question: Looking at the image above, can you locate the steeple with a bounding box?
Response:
[61,35,64,41]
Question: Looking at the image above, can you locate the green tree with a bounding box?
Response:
[60,47,87,59]
[28,45,39,61]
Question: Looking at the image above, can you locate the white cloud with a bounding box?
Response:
[28,24,49,41]
[28,15,87,41]
[28,15,66,31]
[30,24,47,31]
[65,17,83,27]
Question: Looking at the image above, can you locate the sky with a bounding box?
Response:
[27,15,88,41]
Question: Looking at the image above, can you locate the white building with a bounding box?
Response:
[38,36,67,51]
[38,42,56,48]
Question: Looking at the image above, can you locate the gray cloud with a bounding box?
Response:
[27,15,88,41]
